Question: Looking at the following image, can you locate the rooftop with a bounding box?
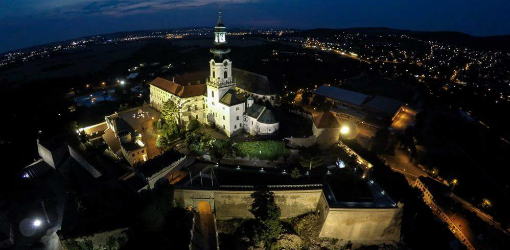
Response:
[258,109,278,124]
[150,76,206,98]
[219,88,245,106]
[246,103,265,119]
[363,95,403,117]
[314,85,370,106]
[313,111,340,129]
[233,68,274,95]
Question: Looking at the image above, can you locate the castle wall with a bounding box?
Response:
[215,190,322,220]
[319,207,402,245]
[174,188,402,245]
[174,189,322,220]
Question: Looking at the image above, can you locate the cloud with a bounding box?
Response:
[41,0,258,17]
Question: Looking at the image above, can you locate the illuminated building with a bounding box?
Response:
[149,11,278,137]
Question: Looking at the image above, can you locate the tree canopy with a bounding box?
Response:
[250,189,283,248]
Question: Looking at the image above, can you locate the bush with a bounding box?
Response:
[291,213,320,245]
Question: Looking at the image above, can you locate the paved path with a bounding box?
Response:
[192,212,217,250]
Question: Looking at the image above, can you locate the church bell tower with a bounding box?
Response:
[208,10,234,101]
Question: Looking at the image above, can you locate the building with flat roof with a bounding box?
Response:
[314,85,410,136]
[314,85,369,108]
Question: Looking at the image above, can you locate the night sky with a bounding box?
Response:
[1,0,510,53]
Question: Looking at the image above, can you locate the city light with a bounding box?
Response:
[120,80,125,85]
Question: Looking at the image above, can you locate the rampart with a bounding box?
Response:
[174,187,402,245]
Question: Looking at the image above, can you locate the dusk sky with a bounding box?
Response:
[1,0,510,53]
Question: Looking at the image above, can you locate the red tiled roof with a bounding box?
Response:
[313,111,340,129]
[150,76,206,98]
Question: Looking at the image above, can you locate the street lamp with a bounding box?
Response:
[33,219,42,227]
[340,125,350,135]
[120,80,125,85]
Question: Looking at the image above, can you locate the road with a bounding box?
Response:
[451,194,510,236]
[383,148,427,183]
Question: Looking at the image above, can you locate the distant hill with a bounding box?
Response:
[293,27,510,51]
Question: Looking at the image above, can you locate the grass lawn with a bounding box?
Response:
[235,141,290,161]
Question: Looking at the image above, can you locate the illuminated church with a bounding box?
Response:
[149,11,279,137]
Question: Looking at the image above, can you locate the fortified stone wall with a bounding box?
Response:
[215,190,322,219]
[174,188,402,245]
[174,189,322,219]
[319,207,403,245]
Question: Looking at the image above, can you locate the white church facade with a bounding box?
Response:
[149,11,278,137]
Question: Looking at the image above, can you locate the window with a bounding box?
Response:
[223,116,225,120]
[240,123,242,127]
[132,154,135,157]
[234,125,237,129]
[236,107,239,111]
[223,125,225,129]
[212,91,214,98]
[224,71,228,78]
[252,121,253,125]
[213,71,215,78]
[236,116,239,120]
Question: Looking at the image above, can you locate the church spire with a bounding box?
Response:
[210,9,230,60]
[217,10,225,27]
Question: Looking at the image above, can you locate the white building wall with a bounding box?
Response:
[229,103,244,134]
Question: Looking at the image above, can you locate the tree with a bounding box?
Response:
[206,139,234,164]
[250,189,283,248]
[184,131,202,152]
[161,99,179,124]
[106,236,117,250]
[187,118,200,131]
[299,145,323,171]
[156,135,171,151]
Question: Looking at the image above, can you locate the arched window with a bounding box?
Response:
[212,70,215,78]
[224,70,228,79]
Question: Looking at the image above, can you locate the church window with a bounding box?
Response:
[236,116,239,120]
[223,116,225,120]
[224,71,228,79]
[234,125,237,129]
[212,91,214,98]
[213,71,215,78]
[240,123,242,127]
[223,125,225,129]
[196,115,198,119]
